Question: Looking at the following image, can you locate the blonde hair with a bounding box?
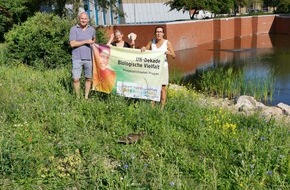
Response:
[114,30,122,35]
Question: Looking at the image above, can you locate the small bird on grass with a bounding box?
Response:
[117,131,146,145]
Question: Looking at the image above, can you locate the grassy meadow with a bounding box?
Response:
[0,60,289,188]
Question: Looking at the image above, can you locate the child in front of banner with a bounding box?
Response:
[141,26,176,110]
[107,30,136,49]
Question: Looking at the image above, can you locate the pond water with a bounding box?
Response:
[169,34,290,106]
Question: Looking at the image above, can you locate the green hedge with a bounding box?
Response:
[4,12,72,68]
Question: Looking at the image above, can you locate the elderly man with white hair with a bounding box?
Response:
[69,12,96,99]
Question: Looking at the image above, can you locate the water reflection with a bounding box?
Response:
[169,34,290,105]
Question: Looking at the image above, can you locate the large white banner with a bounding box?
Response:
[92,44,165,101]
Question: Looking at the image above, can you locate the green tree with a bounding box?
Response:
[214,0,235,14]
[0,0,41,42]
[166,0,211,19]
[276,0,290,12]
[166,0,290,16]
[0,5,12,42]
[235,0,252,13]
[263,0,281,8]
[0,0,123,42]
[165,0,206,11]
[51,0,124,18]
[264,0,290,12]
[165,0,236,18]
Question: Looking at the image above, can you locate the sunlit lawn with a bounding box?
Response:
[0,64,289,189]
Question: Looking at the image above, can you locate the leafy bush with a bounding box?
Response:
[0,1,41,42]
[4,12,111,69]
[4,12,72,68]
[95,26,109,44]
[0,12,13,42]
[0,44,7,65]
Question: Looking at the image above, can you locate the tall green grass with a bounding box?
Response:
[0,64,289,189]
[196,66,275,103]
[169,68,185,85]
[0,44,7,65]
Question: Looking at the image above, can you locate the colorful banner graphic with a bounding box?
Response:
[92,44,165,101]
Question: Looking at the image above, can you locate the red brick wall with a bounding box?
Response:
[272,16,290,34]
[100,15,288,51]
[254,15,275,34]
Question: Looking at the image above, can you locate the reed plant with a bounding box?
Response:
[169,68,184,85]
[0,64,289,189]
[197,67,244,98]
[241,70,276,104]
[196,66,275,103]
